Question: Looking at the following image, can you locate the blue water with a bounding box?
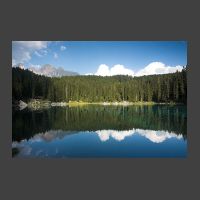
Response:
[12,129,187,158]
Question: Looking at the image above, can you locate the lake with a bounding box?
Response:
[12,105,187,158]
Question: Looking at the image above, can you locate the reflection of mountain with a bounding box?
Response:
[13,105,187,142]
[95,129,183,143]
[30,130,77,142]
[12,130,78,147]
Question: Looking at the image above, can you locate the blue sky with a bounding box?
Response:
[12,41,187,76]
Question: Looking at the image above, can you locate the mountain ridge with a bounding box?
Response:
[13,64,79,77]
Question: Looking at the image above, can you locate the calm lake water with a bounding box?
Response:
[12,105,187,158]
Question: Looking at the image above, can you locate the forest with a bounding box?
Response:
[12,67,187,103]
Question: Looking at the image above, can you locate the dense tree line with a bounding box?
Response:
[12,67,187,103]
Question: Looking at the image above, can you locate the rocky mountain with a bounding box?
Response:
[28,64,79,77]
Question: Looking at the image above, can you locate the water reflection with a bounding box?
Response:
[95,129,183,143]
[13,128,183,144]
[12,105,187,158]
[13,105,187,142]
[12,128,187,158]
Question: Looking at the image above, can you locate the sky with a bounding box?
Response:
[12,41,187,76]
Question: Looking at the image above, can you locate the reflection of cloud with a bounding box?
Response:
[12,141,33,156]
[95,129,183,143]
[35,150,43,156]
[96,129,134,141]
[12,128,184,157]
[21,146,32,155]
[12,141,19,148]
[12,129,77,152]
[136,129,182,143]
[55,148,58,155]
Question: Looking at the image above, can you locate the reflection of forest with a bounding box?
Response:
[12,105,187,141]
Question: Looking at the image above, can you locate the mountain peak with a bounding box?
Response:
[28,64,79,77]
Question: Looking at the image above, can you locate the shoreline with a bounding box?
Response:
[13,99,185,110]
[65,101,185,106]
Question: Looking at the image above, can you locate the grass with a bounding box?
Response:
[66,101,181,106]
[130,101,156,105]
[26,99,183,107]
[67,101,92,107]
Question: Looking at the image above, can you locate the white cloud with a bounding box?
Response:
[18,63,25,69]
[95,64,135,76]
[89,62,183,77]
[28,64,41,72]
[13,50,31,64]
[60,45,66,51]
[12,41,49,66]
[95,64,110,76]
[40,49,48,56]
[21,146,32,156]
[111,64,135,76]
[12,59,16,66]
[54,52,58,59]
[34,51,43,57]
[135,62,183,76]
[30,64,41,68]
[13,41,48,49]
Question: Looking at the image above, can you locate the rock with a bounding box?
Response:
[19,100,27,110]
[27,99,51,109]
[102,102,110,105]
[51,102,67,107]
